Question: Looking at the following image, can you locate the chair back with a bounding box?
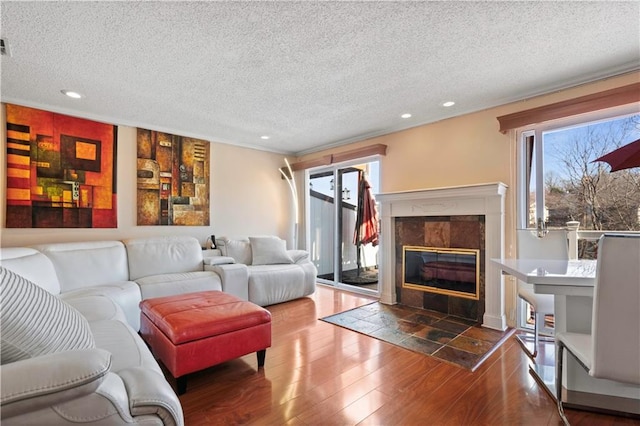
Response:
[591,234,640,384]
[517,229,569,260]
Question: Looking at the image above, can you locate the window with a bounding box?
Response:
[509,91,640,332]
[518,106,640,256]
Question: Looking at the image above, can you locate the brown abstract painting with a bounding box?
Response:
[137,128,209,226]
[5,104,117,228]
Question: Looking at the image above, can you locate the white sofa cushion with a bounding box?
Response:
[0,248,61,295]
[61,282,142,331]
[135,271,222,300]
[89,320,162,375]
[217,238,253,265]
[62,294,129,325]
[249,236,293,265]
[32,241,129,293]
[0,267,95,364]
[124,236,204,280]
[247,264,306,306]
[204,256,236,265]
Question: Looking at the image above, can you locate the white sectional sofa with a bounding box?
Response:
[0,235,316,425]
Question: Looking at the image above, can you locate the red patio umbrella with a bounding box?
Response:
[353,171,379,277]
[354,171,379,248]
[593,138,640,172]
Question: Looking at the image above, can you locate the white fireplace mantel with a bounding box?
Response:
[376,182,508,331]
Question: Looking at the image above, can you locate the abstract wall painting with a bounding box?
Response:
[5,104,117,228]
[136,128,210,226]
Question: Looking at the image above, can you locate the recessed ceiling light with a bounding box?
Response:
[442,101,455,107]
[61,90,83,99]
[401,113,412,119]
[260,135,270,140]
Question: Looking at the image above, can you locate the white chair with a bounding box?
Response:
[556,234,640,425]
[516,229,569,358]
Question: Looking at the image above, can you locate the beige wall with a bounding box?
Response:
[0,110,292,248]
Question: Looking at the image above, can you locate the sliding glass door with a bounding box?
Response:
[308,160,380,294]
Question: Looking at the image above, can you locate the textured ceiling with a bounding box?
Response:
[1,1,639,155]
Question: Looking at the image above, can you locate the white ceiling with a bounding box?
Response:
[1,1,639,155]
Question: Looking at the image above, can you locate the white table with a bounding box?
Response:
[494,258,596,293]
[492,258,640,416]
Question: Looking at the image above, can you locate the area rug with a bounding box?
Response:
[321,302,514,371]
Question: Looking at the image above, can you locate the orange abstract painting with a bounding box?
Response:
[5,104,117,228]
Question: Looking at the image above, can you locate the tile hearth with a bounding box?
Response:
[322,302,514,371]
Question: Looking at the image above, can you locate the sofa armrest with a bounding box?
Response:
[203,256,236,266]
[118,367,184,426]
[1,348,111,419]
[288,250,310,264]
[202,248,222,258]
[206,263,249,300]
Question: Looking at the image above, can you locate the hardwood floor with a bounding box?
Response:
[178,285,639,425]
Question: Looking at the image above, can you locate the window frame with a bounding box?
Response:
[517,103,640,230]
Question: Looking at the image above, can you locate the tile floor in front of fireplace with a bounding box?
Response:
[321,301,514,371]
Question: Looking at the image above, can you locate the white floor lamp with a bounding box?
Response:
[279,158,299,249]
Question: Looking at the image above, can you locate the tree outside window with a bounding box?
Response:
[522,113,640,258]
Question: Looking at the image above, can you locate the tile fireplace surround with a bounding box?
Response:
[377,183,508,331]
[397,215,484,321]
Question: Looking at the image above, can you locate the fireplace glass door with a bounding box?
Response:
[308,160,380,294]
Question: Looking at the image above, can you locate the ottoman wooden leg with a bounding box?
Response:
[257,349,266,368]
[177,376,187,395]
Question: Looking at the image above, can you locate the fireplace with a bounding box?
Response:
[376,183,507,331]
[395,215,485,321]
[403,246,479,300]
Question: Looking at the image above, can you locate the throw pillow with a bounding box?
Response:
[249,236,294,265]
[0,267,95,364]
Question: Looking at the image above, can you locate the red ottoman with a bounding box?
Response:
[139,291,271,394]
